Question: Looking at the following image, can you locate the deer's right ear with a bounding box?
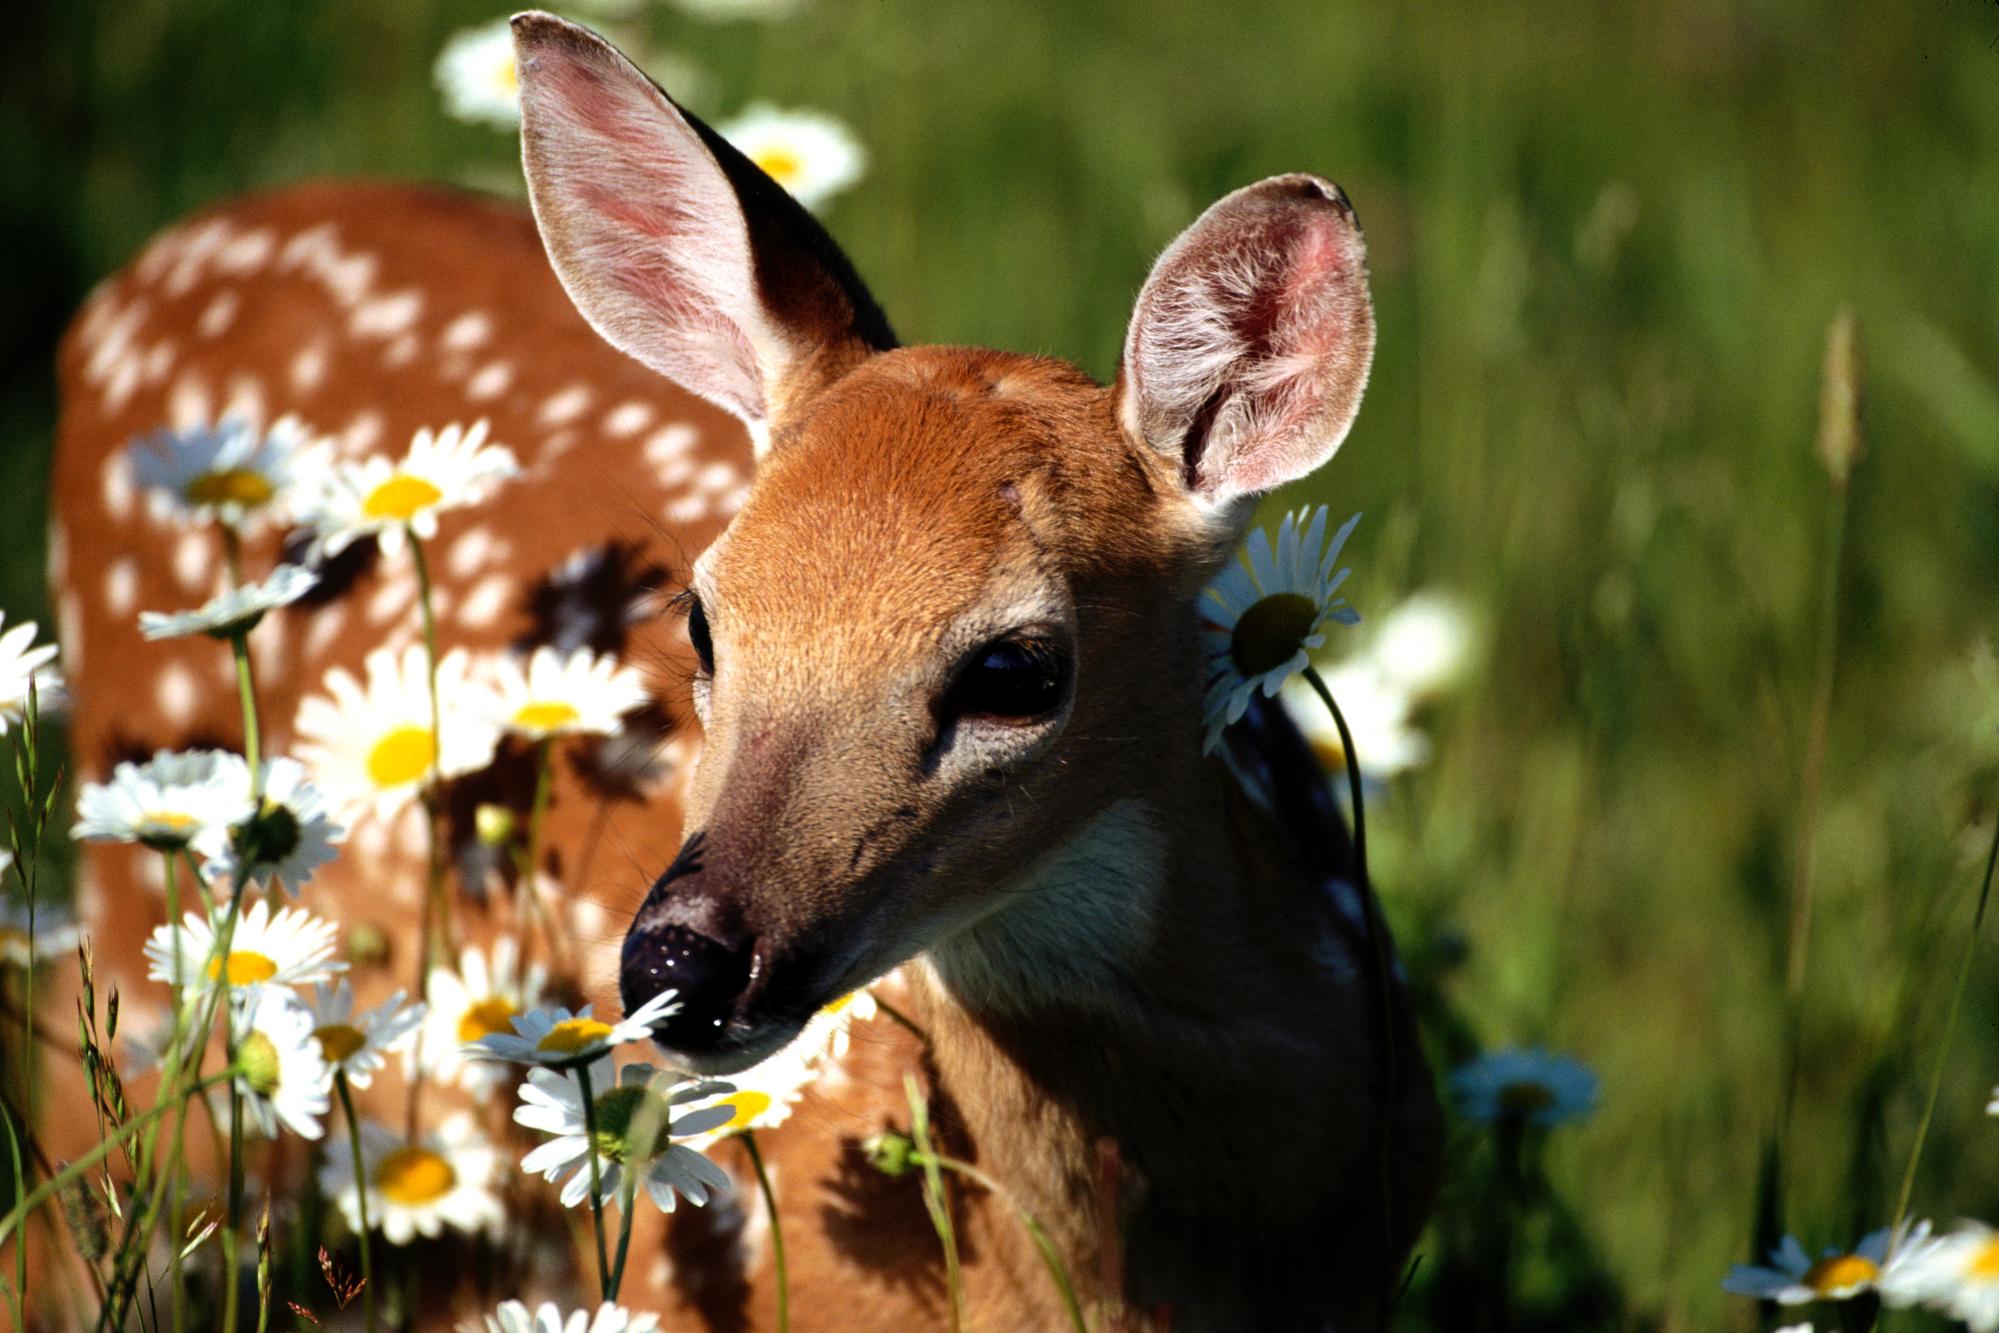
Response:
[512,12,894,444]
[1117,174,1375,514]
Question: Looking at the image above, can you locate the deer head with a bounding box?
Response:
[511,12,1375,1073]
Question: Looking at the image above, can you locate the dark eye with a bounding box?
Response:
[941,637,1071,724]
[685,595,715,674]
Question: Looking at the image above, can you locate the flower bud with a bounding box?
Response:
[863,1130,916,1178]
[475,803,517,848]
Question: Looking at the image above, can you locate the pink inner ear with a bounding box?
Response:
[518,19,774,423]
[1122,177,1375,506]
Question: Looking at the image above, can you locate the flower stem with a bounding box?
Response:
[742,1131,789,1333]
[905,1075,962,1333]
[914,1151,1085,1333]
[220,521,244,586]
[576,1063,611,1299]
[221,998,244,1333]
[335,1071,378,1333]
[607,1153,639,1303]
[163,851,185,1333]
[1887,807,1999,1256]
[409,531,452,966]
[517,737,570,968]
[231,633,264,799]
[1300,663,1398,1326]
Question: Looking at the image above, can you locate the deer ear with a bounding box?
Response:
[1117,175,1375,510]
[512,12,894,443]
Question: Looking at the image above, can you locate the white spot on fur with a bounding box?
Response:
[100,456,134,521]
[155,662,198,726]
[197,290,240,339]
[446,527,497,579]
[666,494,709,524]
[466,360,514,401]
[103,356,142,412]
[215,228,275,274]
[290,338,331,394]
[173,530,212,590]
[719,484,750,515]
[221,375,267,428]
[341,412,384,454]
[603,401,654,437]
[57,592,83,674]
[643,425,697,468]
[142,340,177,386]
[46,522,67,583]
[383,334,420,368]
[440,311,492,351]
[458,575,511,629]
[696,462,740,495]
[366,577,415,625]
[536,384,591,426]
[104,558,138,615]
[303,605,348,662]
[168,371,213,429]
[540,430,578,464]
[657,456,695,490]
[350,289,422,339]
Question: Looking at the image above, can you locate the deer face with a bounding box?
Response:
[513,14,1374,1070]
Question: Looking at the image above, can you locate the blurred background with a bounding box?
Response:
[7,0,1999,1326]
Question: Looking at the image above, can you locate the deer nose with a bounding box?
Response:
[620,920,756,1049]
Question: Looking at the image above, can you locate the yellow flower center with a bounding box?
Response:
[1968,1238,1999,1279]
[207,951,279,986]
[536,1017,616,1056]
[360,472,444,522]
[314,1023,366,1065]
[365,725,436,789]
[752,148,803,187]
[1229,592,1318,677]
[512,701,582,734]
[456,996,519,1044]
[495,55,519,94]
[712,1090,774,1134]
[1498,1081,1555,1115]
[824,992,857,1014]
[184,468,275,509]
[1803,1253,1879,1295]
[147,811,200,831]
[375,1146,456,1206]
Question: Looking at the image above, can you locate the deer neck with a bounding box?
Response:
[913,704,1367,1295]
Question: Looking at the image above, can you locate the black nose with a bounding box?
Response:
[620,922,755,1048]
[620,835,757,1050]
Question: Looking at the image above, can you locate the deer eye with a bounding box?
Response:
[941,637,1071,724]
[685,595,715,675]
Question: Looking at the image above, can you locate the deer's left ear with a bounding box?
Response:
[1117,175,1375,511]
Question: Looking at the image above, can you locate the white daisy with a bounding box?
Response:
[475,647,650,741]
[1880,1220,1999,1329]
[1198,507,1362,754]
[469,991,682,1069]
[204,757,344,897]
[1279,660,1431,781]
[515,1057,735,1213]
[295,645,500,822]
[1368,591,1475,700]
[668,0,805,19]
[677,988,877,1149]
[435,20,520,128]
[139,564,318,641]
[231,987,332,1139]
[470,1300,661,1333]
[421,937,549,1100]
[0,893,81,968]
[1450,1048,1598,1129]
[320,1111,505,1246]
[716,105,865,211]
[127,416,311,529]
[297,420,518,561]
[0,613,64,733]
[1727,1222,1937,1307]
[73,750,253,854]
[144,898,345,993]
[304,981,425,1088]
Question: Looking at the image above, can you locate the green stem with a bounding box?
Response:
[742,1132,789,1333]
[905,1075,962,1333]
[220,522,244,587]
[335,1071,377,1333]
[916,1153,1085,1333]
[517,738,569,967]
[1301,663,1398,1324]
[222,999,244,1332]
[231,633,264,799]
[163,853,184,1333]
[607,1154,639,1303]
[576,1063,611,1299]
[0,1073,234,1249]
[1887,808,1999,1255]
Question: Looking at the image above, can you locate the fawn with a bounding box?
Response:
[47,12,1438,1328]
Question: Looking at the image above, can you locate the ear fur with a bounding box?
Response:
[1118,174,1375,509]
[512,12,894,438]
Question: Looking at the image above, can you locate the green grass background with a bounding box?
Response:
[7,1,1999,1326]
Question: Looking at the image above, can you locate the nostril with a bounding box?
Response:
[620,923,755,1047]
